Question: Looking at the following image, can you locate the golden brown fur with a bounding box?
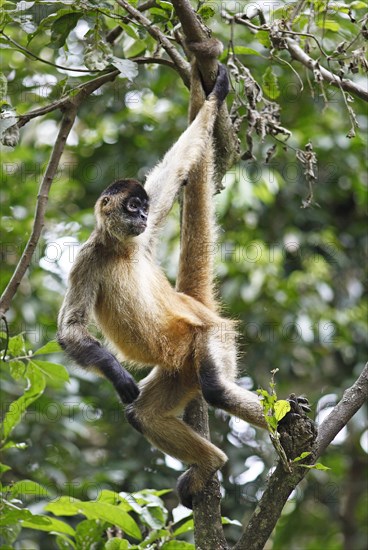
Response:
[58,65,266,508]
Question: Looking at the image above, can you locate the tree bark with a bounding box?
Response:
[235,363,368,550]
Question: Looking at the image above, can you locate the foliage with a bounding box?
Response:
[0,0,367,548]
[0,334,205,548]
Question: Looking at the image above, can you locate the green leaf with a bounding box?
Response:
[79,501,141,540]
[313,462,331,471]
[221,517,242,526]
[140,505,166,530]
[256,30,271,48]
[149,7,169,17]
[7,334,26,357]
[0,463,11,474]
[2,440,27,450]
[22,516,75,536]
[51,12,82,48]
[350,1,368,7]
[121,22,139,39]
[274,400,291,421]
[198,5,216,20]
[293,451,312,462]
[27,8,77,44]
[56,533,76,550]
[317,19,340,32]
[30,359,69,383]
[157,0,174,11]
[232,46,261,56]
[8,359,26,380]
[125,39,147,58]
[75,519,105,547]
[45,497,80,516]
[105,539,130,549]
[2,364,46,440]
[110,56,139,81]
[0,507,35,527]
[10,480,50,497]
[47,498,142,541]
[173,519,194,536]
[33,341,62,355]
[265,415,278,431]
[262,67,280,99]
[162,542,195,549]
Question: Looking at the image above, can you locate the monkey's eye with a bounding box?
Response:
[101,196,110,207]
[127,198,141,212]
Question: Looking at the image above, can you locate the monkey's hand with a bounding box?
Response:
[209,64,229,105]
[114,369,140,404]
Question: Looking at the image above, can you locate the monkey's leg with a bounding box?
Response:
[196,333,267,429]
[200,359,267,428]
[125,367,228,508]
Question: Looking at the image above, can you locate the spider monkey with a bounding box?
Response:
[58,63,307,508]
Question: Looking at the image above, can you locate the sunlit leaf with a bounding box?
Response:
[33,341,62,355]
[2,364,45,440]
[274,399,291,421]
[30,359,69,383]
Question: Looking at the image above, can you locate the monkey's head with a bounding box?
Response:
[95,179,149,240]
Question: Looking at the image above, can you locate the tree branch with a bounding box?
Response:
[17,70,119,128]
[106,0,159,44]
[234,363,368,550]
[222,11,368,104]
[285,38,368,103]
[0,107,77,318]
[0,70,120,318]
[171,0,239,184]
[316,362,368,455]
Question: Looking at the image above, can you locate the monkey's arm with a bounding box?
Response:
[57,246,140,404]
[143,65,228,246]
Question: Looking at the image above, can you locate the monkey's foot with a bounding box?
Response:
[177,466,211,509]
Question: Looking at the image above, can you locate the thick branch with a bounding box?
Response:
[285,38,368,103]
[317,362,368,455]
[234,363,368,550]
[171,0,239,183]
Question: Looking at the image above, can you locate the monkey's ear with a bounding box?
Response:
[101,197,110,207]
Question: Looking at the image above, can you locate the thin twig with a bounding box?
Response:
[106,0,159,44]
[17,70,119,128]
[222,10,368,103]
[0,31,94,73]
[286,37,368,102]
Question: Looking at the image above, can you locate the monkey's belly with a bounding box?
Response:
[96,309,196,370]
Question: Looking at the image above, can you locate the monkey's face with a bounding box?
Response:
[96,179,150,240]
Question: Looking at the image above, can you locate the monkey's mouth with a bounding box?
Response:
[131,220,147,235]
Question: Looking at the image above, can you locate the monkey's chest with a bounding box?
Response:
[94,260,185,367]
